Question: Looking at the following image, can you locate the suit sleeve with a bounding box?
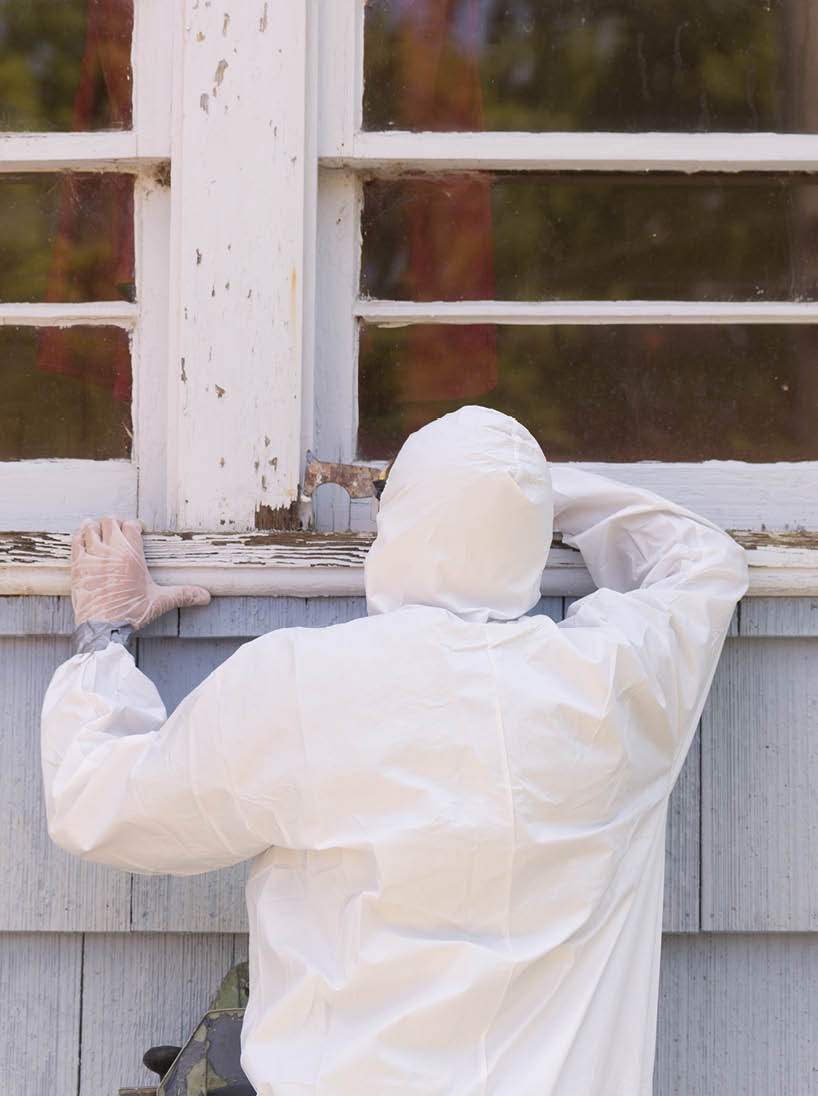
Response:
[552,466,749,776]
[41,631,308,874]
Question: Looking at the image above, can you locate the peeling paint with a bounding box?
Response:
[225,280,230,290]
[213,58,229,90]
[196,30,205,41]
[215,384,225,398]
[254,460,260,472]
[255,501,301,531]
[196,249,202,265]
[261,475,268,490]
[200,92,209,113]
[153,162,171,188]
[269,457,278,469]
[222,12,230,35]
[259,2,269,32]
[220,457,225,467]
[180,357,187,382]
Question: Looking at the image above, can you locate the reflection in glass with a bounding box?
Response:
[358,323,818,462]
[0,326,132,460]
[0,0,133,132]
[364,0,818,133]
[0,174,134,302]
[362,173,818,302]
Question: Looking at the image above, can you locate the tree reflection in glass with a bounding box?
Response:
[364,0,818,133]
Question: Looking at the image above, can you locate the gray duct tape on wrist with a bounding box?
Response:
[73,620,135,656]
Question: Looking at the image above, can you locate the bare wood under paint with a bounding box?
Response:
[2,530,817,597]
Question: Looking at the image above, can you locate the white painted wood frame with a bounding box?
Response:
[313,0,818,540]
[167,0,313,531]
[0,0,173,532]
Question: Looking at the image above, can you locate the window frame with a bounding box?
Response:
[0,0,173,531]
[313,0,818,533]
[2,0,818,599]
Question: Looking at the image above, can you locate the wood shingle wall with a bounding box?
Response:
[3,595,816,1094]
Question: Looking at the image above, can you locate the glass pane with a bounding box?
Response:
[364,0,817,133]
[0,174,134,302]
[0,0,133,132]
[358,323,818,462]
[0,325,132,459]
[362,173,818,302]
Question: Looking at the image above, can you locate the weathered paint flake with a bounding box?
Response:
[213,59,229,90]
[200,92,209,112]
[259,3,268,32]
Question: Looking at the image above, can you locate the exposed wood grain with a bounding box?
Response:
[740,596,818,637]
[0,638,131,931]
[1,932,82,1095]
[80,933,235,1096]
[654,934,818,1095]
[3,531,815,596]
[702,638,818,931]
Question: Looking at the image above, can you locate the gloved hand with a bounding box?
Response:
[71,517,210,629]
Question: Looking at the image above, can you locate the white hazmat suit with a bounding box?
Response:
[42,407,748,1094]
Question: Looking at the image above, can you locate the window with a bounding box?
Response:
[0,0,171,531]
[313,0,818,535]
[2,0,817,598]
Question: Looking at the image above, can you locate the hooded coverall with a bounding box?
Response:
[41,407,748,1094]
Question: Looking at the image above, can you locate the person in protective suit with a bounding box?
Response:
[41,406,748,1095]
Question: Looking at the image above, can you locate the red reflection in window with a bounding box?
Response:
[393,0,497,404]
[37,1,135,402]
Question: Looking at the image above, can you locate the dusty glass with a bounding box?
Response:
[0,174,135,302]
[0,0,133,132]
[364,0,818,133]
[362,173,818,302]
[0,325,132,460]
[358,323,818,462]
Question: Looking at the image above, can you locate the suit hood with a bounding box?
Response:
[365,407,552,622]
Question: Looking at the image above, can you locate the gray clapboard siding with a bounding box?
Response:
[702,638,818,931]
[79,932,238,1096]
[133,638,251,931]
[740,596,818,637]
[1,932,82,1095]
[654,933,818,1096]
[178,594,367,637]
[0,637,132,931]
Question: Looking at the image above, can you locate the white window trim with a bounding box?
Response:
[0,0,173,531]
[3,0,818,595]
[311,0,818,539]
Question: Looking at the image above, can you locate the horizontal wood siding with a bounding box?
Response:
[0,596,815,1094]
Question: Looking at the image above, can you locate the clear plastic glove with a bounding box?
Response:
[71,517,210,629]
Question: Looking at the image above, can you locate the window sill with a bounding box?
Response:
[1,532,817,598]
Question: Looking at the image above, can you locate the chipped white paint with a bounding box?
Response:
[357,299,818,325]
[2,532,817,598]
[169,1,310,530]
[321,130,818,172]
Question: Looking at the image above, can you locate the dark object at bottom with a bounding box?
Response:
[157,1008,253,1095]
[142,1046,182,1078]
